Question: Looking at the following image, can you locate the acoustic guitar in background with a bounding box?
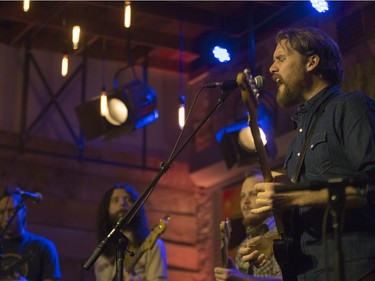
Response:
[126,214,170,274]
[219,218,232,267]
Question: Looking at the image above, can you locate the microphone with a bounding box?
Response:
[15,189,43,204]
[204,80,238,91]
[204,75,265,91]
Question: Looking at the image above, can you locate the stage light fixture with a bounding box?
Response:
[216,120,263,169]
[75,79,158,141]
[216,97,277,169]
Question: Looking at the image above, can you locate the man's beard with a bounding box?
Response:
[109,210,137,230]
[242,212,269,228]
[275,71,306,108]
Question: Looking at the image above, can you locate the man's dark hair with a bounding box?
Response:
[96,183,150,258]
[276,26,344,85]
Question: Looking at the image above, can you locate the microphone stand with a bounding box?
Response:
[329,185,345,281]
[274,178,359,281]
[83,87,234,279]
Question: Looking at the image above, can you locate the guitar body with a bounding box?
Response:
[273,207,298,281]
[236,71,297,281]
[273,237,297,281]
[126,215,170,274]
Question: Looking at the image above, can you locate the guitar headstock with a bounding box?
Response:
[143,214,170,250]
[236,69,263,121]
[237,69,264,98]
[220,218,232,267]
[220,217,232,243]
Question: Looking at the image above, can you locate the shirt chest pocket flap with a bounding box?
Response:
[306,131,331,175]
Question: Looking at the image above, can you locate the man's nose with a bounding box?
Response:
[243,196,251,203]
[269,63,276,74]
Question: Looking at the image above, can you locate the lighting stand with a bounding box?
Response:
[83,87,234,280]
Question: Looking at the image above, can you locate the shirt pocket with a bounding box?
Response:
[305,131,332,177]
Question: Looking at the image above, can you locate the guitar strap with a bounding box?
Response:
[291,92,336,183]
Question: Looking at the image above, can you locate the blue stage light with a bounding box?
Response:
[310,0,329,13]
[212,46,231,63]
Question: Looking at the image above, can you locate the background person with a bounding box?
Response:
[214,171,282,281]
[0,186,61,281]
[94,183,168,281]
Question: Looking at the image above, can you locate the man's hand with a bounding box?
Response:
[238,233,276,268]
[251,172,294,214]
[214,257,255,281]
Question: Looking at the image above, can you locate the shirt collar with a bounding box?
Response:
[302,85,338,114]
[291,85,338,129]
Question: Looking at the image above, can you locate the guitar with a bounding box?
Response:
[236,70,297,281]
[126,214,170,273]
[219,217,232,267]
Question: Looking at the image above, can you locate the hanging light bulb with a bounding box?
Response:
[23,0,30,12]
[72,25,81,50]
[178,96,186,129]
[100,87,108,117]
[61,53,68,77]
[124,1,131,28]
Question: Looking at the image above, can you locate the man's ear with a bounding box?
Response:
[306,55,320,72]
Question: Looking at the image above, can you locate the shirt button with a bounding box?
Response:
[310,144,314,148]
[299,128,303,133]
[297,152,301,156]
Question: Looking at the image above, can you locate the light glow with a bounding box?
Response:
[23,0,30,12]
[212,46,231,62]
[310,0,329,13]
[105,98,128,126]
[100,90,108,117]
[61,54,68,77]
[178,105,185,129]
[238,126,267,151]
[72,26,81,50]
[124,1,131,28]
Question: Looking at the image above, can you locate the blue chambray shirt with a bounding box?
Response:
[284,85,375,281]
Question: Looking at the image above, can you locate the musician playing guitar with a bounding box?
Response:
[241,27,375,281]
[214,172,282,281]
[95,184,168,281]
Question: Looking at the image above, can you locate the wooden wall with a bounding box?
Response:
[0,130,218,281]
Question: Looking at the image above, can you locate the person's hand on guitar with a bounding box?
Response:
[238,232,279,269]
[214,256,258,281]
[251,172,293,214]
